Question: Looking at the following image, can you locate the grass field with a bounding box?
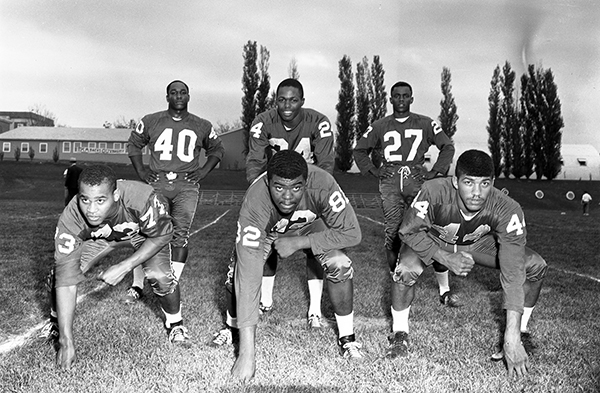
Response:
[1,161,599,392]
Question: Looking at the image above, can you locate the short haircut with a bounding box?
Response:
[390,81,413,95]
[267,150,308,181]
[277,78,304,98]
[79,165,117,192]
[455,150,495,178]
[166,80,189,94]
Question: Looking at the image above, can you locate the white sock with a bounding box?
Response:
[132,265,145,289]
[335,312,354,338]
[521,306,534,332]
[172,262,185,281]
[260,276,275,307]
[163,308,182,328]
[307,279,323,316]
[226,310,238,329]
[435,271,450,296]
[391,306,410,333]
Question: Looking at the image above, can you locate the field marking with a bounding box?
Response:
[357,214,600,283]
[0,210,231,356]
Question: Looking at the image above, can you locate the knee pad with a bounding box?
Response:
[391,263,423,286]
[320,250,353,283]
[526,254,548,282]
[146,270,177,297]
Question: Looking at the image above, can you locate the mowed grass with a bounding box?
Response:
[1,161,600,392]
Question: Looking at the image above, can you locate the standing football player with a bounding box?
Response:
[353,81,459,309]
[126,80,224,302]
[226,150,363,382]
[245,78,334,329]
[53,165,189,369]
[389,150,547,379]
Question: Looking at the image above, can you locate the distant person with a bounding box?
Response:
[390,150,547,379]
[245,78,334,329]
[216,150,363,382]
[581,191,592,216]
[127,80,224,303]
[63,158,83,206]
[353,81,459,308]
[49,165,189,369]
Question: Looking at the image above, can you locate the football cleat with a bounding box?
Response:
[211,327,235,347]
[123,286,143,304]
[39,317,59,344]
[168,323,190,346]
[338,334,364,359]
[307,314,324,329]
[259,303,273,315]
[386,331,409,358]
[440,291,462,307]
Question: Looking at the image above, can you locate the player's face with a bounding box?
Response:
[390,86,413,116]
[268,175,306,215]
[78,181,119,226]
[452,174,494,214]
[166,82,189,112]
[276,86,304,125]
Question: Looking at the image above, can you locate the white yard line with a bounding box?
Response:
[0,209,230,355]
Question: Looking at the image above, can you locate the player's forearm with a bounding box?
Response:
[432,143,455,174]
[122,234,171,271]
[352,149,376,175]
[504,310,522,344]
[56,285,77,344]
[399,232,439,266]
[201,155,221,174]
[129,155,147,180]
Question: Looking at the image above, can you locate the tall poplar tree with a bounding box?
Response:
[241,40,259,155]
[255,45,272,115]
[500,61,517,178]
[487,65,502,177]
[335,55,356,172]
[438,67,459,140]
[540,68,564,180]
[355,57,373,138]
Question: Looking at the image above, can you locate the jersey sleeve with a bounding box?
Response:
[246,115,270,183]
[428,121,455,175]
[306,173,362,254]
[311,115,335,174]
[398,184,441,265]
[201,125,225,161]
[127,116,152,157]
[353,124,379,175]
[53,207,88,287]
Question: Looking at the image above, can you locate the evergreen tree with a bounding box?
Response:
[256,45,271,115]
[355,57,373,138]
[540,68,564,179]
[241,40,259,155]
[288,57,300,80]
[519,67,538,179]
[487,65,502,177]
[335,55,356,172]
[500,61,517,178]
[438,67,459,140]
[370,55,387,168]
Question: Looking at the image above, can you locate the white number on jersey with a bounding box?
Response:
[382,129,423,162]
[237,222,261,248]
[57,233,76,254]
[506,214,525,236]
[318,121,332,138]
[269,137,313,163]
[250,122,263,138]
[329,189,350,213]
[411,200,430,220]
[154,128,198,162]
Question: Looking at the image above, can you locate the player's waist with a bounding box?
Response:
[382,162,425,175]
[155,171,192,181]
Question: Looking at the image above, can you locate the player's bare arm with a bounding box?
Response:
[504,310,529,378]
[273,236,311,258]
[232,326,257,382]
[98,234,171,286]
[55,285,77,369]
[185,155,221,184]
[433,249,475,277]
[130,154,158,183]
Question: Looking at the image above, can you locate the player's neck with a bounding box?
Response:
[281,109,304,130]
[393,111,411,120]
[168,108,188,120]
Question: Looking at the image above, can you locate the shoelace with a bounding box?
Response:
[169,326,189,342]
[397,166,411,192]
[213,329,232,345]
[342,341,363,358]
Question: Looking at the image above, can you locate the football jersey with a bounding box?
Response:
[235,165,361,328]
[399,177,527,312]
[54,180,173,287]
[245,108,334,183]
[128,110,224,173]
[354,112,454,174]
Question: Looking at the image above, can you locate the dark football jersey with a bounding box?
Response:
[353,112,454,174]
[235,165,361,328]
[399,177,527,311]
[128,110,224,173]
[54,180,173,287]
[246,108,334,183]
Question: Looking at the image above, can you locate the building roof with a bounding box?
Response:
[0,126,132,142]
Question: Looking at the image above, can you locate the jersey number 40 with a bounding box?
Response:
[155,128,197,162]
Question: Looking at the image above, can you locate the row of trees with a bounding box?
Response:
[487,62,563,180]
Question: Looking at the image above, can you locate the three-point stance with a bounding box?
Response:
[388,150,547,380]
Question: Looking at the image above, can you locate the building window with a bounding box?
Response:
[577,158,587,166]
[63,142,71,153]
[2,142,10,152]
[21,142,29,153]
[99,142,107,150]
[39,143,48,153]
[73,142,82,153]
[88,142,96,149]
[113,142,122,150]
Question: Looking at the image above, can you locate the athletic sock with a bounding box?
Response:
[435,271,450,296]
[172,261,185,281]
[132,265,145,289]
[521,306,534,332]
[260,276,275,307]
[163,309,183,329]
[307,279,323,316]
[391,306,411,333]
[225,310,238,329]
[335,311,354,338]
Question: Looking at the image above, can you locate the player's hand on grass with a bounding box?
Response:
[504,339,529,379]
[231,353,256,383]
[98,264,130,286]
[56,340,76,370]
[442,251,474,277]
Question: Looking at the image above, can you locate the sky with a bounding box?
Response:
[1,0,599,151]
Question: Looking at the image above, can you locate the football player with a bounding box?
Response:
[353,81,459,309]
[221,150,363,382]
[389,150,547,379]
[52,165,189,369]
[126,80,224,302]
[245,78,334,329]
